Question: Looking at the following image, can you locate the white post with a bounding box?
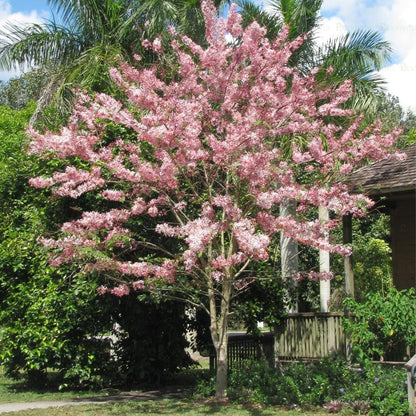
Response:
[319,206,330,313]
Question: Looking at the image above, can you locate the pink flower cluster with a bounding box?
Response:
[295,271,335,282]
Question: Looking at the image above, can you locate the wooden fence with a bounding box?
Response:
[227,332,274,370]
[208,312,413,371]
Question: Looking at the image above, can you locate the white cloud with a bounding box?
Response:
[321,0,390,33]
[0,1,44,26]
[0,0,11,19]
[380,50,416,113]
[321,0,357,23]
[379,0,416,112]
[315,16,347,46]
[381,0,416,60]
[0,1,45,80]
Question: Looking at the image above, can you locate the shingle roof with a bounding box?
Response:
[345,143,416,195]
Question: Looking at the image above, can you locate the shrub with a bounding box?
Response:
[343,287,416,362]
[341,364,409,416]
[228,359,300,405]
[225,358,409,414]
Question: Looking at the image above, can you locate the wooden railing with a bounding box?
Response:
[211,313,346,371]
[274,312,346,361]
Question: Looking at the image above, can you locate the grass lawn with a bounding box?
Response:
[0,398,335,416]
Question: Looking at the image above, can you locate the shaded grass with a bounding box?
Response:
[0,364,212,404]
[0,368,119,404]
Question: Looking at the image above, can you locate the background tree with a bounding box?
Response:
[0,103,194,387]
[0,0,141,124]
[27,1,401,398]
[0,70,46,110]
[0,103,113,385]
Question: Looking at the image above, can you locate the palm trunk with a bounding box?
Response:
[280,199,299,311]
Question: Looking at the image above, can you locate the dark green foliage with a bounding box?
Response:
[329,212,393,306]
[343,287,416,363]
[108,293,195,386]
[0,267,116,387]
[230,260,288,332]
[228,357,347,406]
[224,358,408,415]
[341,364,410,416]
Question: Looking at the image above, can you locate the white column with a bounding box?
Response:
[319,206,330,313]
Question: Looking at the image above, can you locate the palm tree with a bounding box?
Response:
[0,0,230,125]
[139,0,231,45]
[238,0,392,109]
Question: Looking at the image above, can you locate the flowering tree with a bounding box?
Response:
[28,0,401,398]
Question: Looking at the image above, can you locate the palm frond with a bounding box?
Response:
[237,0,283,39]
[270,0,322,39]
[47,0,102,30]
[314,29,393,110]
[318,29,392,72]
[0,21,82,71]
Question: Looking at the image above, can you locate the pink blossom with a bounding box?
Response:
[97,285,108,295]
[152,37,162,53]
[295,271,335,282]
[28,177,54,188]
[111,284,130,297]
[212,271,224,282]
[142,39,152,50]
[133,280,145,290]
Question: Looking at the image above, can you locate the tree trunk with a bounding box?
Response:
[215,341,228,400]
[29,74,63,127]
[208,273,232,400]
[343,215,355,298]
[275,199,299,367]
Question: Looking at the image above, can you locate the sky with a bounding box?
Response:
[0,0,415,113]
